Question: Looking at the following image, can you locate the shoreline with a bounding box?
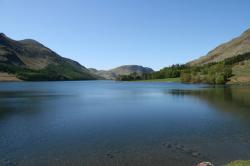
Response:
[132,77,181,83]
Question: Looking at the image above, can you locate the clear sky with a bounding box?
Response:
[1,0,250,70]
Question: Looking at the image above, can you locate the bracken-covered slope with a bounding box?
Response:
[0,33,99,81]
[89,65,154,80]
[188,29,250,66]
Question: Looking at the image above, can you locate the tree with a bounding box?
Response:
[223,66,232,79]
[180,72,191,83]
[215,73,225,84]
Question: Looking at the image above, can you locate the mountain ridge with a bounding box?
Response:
[0,33,99,81]
[89,65,154,80]
[188,29,250,66]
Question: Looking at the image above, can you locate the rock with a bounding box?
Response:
[113,150,120,153]
[167,144,172,148]
[1,159,17,166]
[197,161,214,166]
[176,144,184,149]
[192,152,201,157]
[181,147,190,152]
[106,153,114,159]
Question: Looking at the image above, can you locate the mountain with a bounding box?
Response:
[188,29,250,66]
[89,65,154,80]
[186,29,250,84]
[0,33,99,81]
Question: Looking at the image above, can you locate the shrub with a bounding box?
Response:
[180,72,191,83]
[223,66,232,79]
[215,73,226,84]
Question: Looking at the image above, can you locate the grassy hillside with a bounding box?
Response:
[189,29,250,66]
[0,33,98,81]
[0,62,97,81]
[180,52,250,84]
[229,60,250,84]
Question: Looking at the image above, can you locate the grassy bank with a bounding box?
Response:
[135,77,180,82]
[226,160,250,166]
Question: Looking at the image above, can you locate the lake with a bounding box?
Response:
[0,81,250,166]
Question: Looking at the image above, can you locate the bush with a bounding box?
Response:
[215,73,226,84]
[192,73,201,83]
[206,73,215,84]
[180,72,191,83]
[224,66,232,79]
[124,52,248,84]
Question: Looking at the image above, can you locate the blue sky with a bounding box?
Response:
[1,0,250,70]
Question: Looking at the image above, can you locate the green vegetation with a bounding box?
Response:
[180,52,250,84]
[116,64,185,82]
[0,33,99,81]
[116,72,143,81]
[180,62,232,84]
[229,59,250,84]
[226,160,250,166]
[0,62,95,81]
[118,52,250,84]
[224,52,250,65]
[134,77,180,82]
[146,64,186,79]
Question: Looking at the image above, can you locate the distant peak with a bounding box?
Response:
[0,33,10,43]
[19,39,45,47]
[0,33,6,38]
[20,39,38,43]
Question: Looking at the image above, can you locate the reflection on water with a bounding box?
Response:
[169,86,250,119]
[0,81,250,166]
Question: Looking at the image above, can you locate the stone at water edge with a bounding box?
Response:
[197,161,214,166]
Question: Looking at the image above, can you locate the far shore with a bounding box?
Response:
[132,77,181,83]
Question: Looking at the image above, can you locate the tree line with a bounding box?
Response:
[117,52,250,84]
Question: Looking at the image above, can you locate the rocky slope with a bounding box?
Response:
[0,33,99,81]
[188,29,250,66]
[89,65,154,80]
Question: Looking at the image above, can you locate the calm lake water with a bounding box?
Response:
[0,81,250,166]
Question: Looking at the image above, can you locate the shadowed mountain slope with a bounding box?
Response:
[0,33,99,81]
